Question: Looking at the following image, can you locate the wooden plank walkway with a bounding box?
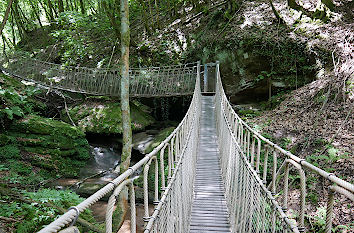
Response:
[189,95,231,233]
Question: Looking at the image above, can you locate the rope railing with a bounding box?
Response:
[214,61,354,232]
[37,61,201,233]
[0,52,196,97]
[143,62,201,232]
[215,62,298,233]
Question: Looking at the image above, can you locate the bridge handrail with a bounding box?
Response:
[144,67,201,232]
[215,62,299,232]
[37,61,201,233]
[215,61,353,232]
[232,106,354,193]
[0,52,198,97]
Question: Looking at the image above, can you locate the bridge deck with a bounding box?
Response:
[189,95,231,233]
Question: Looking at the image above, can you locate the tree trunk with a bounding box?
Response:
[38,0,54,22]
[11,1,27,40]
[268,77,272,105]
[57,0,64,13]
[18,3,31,25]
[2,36,7,57]
[29,1,43,28]
[47,0,58,18]
[0,0,14,37]
[2,35,14,49]
[119,0,131,176]
[10,15,15,44]
[321,0,334,10]
[154,0,160,29]
[73,0,78,12]
[139,0,151,35]
[268,0,285,24]
[79,0,85,14]
[114,0,132,231]
[102,1,120,37]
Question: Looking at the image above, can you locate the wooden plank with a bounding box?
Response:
[189,95,231,233]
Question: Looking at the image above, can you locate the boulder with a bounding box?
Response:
[62,101,155,134]
[144,127,175,154]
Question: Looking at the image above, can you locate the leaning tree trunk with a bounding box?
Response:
[268,0,285,24]
[102,1,120,37]
[47,0,58,18]
[139,0,151,35]
[11,1,28,40]
[0,0,14,37]
[113,0,132,231]
[29,1,43,28]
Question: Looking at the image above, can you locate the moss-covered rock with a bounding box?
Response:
[62,100,155,134]
[0,144,21,159]
[11,115,85,137]
[187,32,317,100]
[1,115,90,178]
[144,127,175,154]
[132,127,175,194]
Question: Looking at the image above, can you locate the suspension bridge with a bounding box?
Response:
[0,53,196,97]
[1,56,353,233]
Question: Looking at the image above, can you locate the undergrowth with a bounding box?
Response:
[0,188,101,232]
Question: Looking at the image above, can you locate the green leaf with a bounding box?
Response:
[11,106,24,117]
[2,108,13,120]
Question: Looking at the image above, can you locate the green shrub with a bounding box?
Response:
[0,85,42,122]
[0,145,21,159]
[8,160,32,175]
[0,189,100,232]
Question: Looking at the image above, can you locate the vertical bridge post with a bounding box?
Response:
[216,61,220,89]
[204,64,208,92]
[197,61,201,92]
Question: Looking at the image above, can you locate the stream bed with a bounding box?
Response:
[48,134,156,232]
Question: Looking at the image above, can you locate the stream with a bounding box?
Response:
[49,139,153,232]
[51,144,121,193]
[51,138,148,196]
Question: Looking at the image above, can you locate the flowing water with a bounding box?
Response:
[49,141,150,232]
[51,144,121,191]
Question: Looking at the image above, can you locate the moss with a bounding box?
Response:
[23,152,57,170]
[145,127,175,154]
[63,101,155,134]
[56,158,87,177]
[11,133,82,150]
[238,109,261,118]
[7,160,33,175]
[24,147,77,157]
[2,115,90,178]
[0,145,21,159]
[130,102,155,131]
[11,115,85,138]
[9,115,89,157]
[0,134,15,146]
